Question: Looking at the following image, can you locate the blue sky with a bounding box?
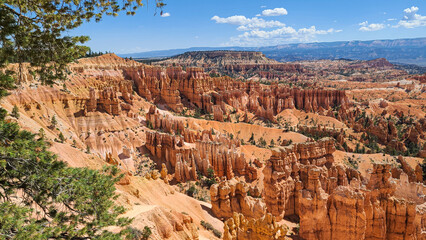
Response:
[70,0,426,54]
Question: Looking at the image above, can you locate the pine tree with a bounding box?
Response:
[38,128,46,140]
[0,0,166,238]
[249,133,255,145]
[51,115,57,128]
[58,132,65,143]
[10,105,19,119]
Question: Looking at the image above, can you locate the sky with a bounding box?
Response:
[70,0,426,54]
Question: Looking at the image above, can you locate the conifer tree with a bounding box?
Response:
[0,0,166,238]
[10,105,19,119]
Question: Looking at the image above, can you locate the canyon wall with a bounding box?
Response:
[210,179,266,220]
[261,138,426,239]
[145,106,257,182]
[123,65,349,122]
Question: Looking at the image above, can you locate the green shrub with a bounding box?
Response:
[200,220,222,238]
[186,185,198,197]
[10,105,19,119]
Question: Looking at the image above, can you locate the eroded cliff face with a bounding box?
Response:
[223,212,288,240]
[123,65,349,122]
[262,138,356,219]
[262,142,426,240]
[210,179,266,220]
[299,163,426,240]
[145,106,257,182]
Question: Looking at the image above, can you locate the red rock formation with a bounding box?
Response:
[145,110,258,182]
[213,105,224,122]
[119,80,134,104]
[146,106,185,135]
[341,108,425,151]
[210,179,266,220]
[223,212,288,240]
[124,65,349,120]
[419,144,426,158]
[124,66,184,112]
[396,155,423,183]
[98,87,120,115]
[409,74,426,83]
[263,138,340,220]
[264,155,426,240]
[350,58,394,69]
[86,88,97,112]
[379,100,388,108]
[85,79,135,115]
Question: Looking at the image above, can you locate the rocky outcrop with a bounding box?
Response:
[403,120,426,145]
[298,167,332,239]
[146,130,257,182]
[396,155,423,183]
[223,212,287,240]
[419,144,426,158]
[210,179,266,220]
[379,100,388,108]
[145,107,257,182]
[105,152,132,185]
[266,159,426,240]
[124,65,349,121]
[98,87,120,115]
[85,79,134,116]
[146,106,185,135]
[350,58,394,69]
[261,130,426,240]
[129,205,199,240]
[213,105,224,122]
[263,138,344,220]
[160,163,168,184]
[409,74,426,83]
[342,108,425,153]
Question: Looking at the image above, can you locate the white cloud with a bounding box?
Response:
[358,21,385,31]
[359,21,368,26]
[387,18,396,21]
[211,15,285,31]
[229,26,340,46]
[260,5,267,8]
[261,8,288,17]
[211,15,248,25]
[212,12,340,46]
[404,6,419,16]
[161,12,170,17]
[395,6,426,28]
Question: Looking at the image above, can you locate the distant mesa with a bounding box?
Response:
[120,37,426,66]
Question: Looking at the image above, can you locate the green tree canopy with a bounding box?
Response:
[0,0,165,238]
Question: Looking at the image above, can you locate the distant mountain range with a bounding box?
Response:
[119,38,426,66]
